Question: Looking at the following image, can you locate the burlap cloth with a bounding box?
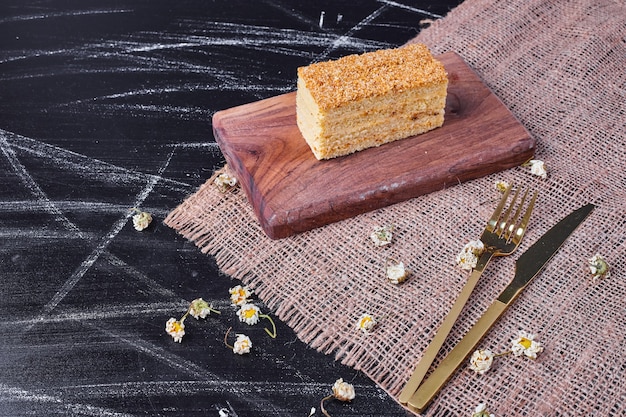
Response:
[165,0,626,414]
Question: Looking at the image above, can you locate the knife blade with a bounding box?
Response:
[406,203,595,413]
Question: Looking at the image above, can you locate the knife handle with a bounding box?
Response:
[399,251,494,404]
[407,300,508,413]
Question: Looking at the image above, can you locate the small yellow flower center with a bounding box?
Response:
[243,309,256,318]
[519,337,532,349]
[172,322,183,332]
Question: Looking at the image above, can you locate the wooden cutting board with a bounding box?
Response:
[213,52,536,239]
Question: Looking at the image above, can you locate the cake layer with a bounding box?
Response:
[296,43,448,160]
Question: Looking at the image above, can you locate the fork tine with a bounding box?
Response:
[496,187,520,236]
[503,188,528,241]
[486,185,512,232]
[510,190,538,244]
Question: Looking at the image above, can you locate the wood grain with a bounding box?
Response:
[213,52,536,239]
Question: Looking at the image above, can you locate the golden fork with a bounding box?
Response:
[399,185,537,404]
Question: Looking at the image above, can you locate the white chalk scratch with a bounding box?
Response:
[0,8,133,24]
[2,129,193,193]
[0,383,136,417]
[0,131,84,236]
[376,0,444,19]
[315,5,390,62]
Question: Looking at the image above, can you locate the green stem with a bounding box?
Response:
[180,309,189,322]
[260,314,277,338]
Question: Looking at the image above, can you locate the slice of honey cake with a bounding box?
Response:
[296,43,448,160]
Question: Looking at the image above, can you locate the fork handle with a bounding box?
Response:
[398,250,495,404]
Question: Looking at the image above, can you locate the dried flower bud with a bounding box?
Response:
[588,253,610,282]
[370,225,393,247]
[131,208,152,231]
[386,259,409,284]
[188,298,219,319]
[528,159,547,179]
[456,240,485,270]
[469,349,495,374]
[233,334,252,355]
[494,180,510,193]
[214,172,238,192]
[229,285,252,306]
[472,403,495,417]
[332,378,355,402]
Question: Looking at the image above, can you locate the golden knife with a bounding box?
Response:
[406,203,595,413]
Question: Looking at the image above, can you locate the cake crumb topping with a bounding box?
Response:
[297,43,447,110]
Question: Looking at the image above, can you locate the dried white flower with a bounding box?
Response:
[356,313,377,333]
[188,298,219,319]
[510,331,543,359]
[456,240,485,270]
[237,303,261,325]
[386,259,409,284]
[131,208,152,231]
[528,159,547,179]
[469,349,495,374]
[494,180,510,193]
[370,225,393,247]
[588,253,610,282]
[214,172,238,192]
[472,402,495,417]
[165,317,185,343]
[332,378,355,401]
[229,285,253,306]
[233,334,252,355]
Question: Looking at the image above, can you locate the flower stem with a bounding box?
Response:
[260,314,277,338]
[320,395,334,417]
[223,327,234,349]
[494,351,512,358]
[180,310,189,322]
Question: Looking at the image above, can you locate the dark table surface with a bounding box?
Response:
[0,1,463,416]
